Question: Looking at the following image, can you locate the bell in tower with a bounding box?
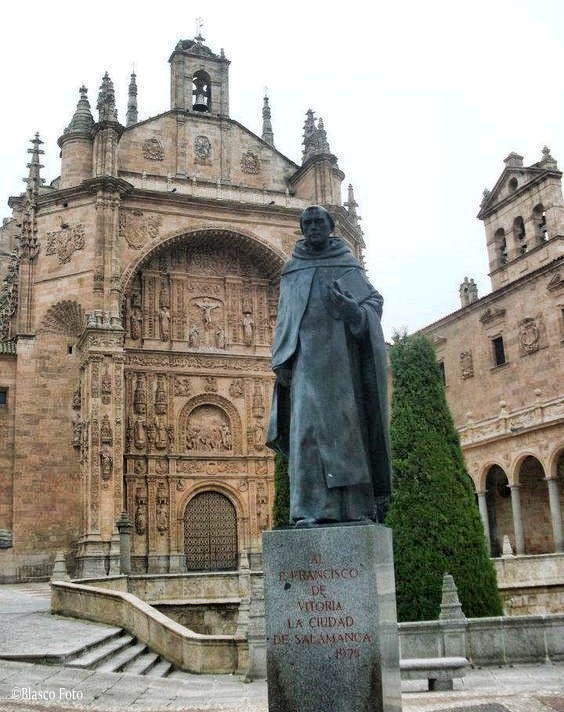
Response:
[192,71,210,112]
[169,23,230,116]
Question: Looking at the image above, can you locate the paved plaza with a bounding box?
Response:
[0,584,562,712]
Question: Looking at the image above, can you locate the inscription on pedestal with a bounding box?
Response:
[263,524,401,712]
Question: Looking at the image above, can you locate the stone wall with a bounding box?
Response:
[494,552,564,615]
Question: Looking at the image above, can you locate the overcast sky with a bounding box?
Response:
[1,0,563,340]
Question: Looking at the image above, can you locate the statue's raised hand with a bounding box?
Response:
[327,282,362,327]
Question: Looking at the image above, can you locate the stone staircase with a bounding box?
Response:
[66,630,175,677]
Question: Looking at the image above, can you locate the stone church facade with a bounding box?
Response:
[0,35,363,581]
[422,149,563,563]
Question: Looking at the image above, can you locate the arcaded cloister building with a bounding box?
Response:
[423,149,563,567]
[0,34,364,580]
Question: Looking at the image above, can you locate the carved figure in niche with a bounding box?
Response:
[188,324,200,348]
[166,425,174,450]
[267,313,277,343]
[134,418,146,450]
[101,366,112,404]
[130,295,143,340]
[72,412,82,448]
[159,306,171,341]
[253,421,265,451]
[100,449,113,480]
[100,414,113,444]
[154,416,168,450]
[133,459,146,475]
[203,376,217,393]
[252,383,264,417]
[145,421,155,452]
[159,279,170,308]
[215,326,226,349]
[256,460,268,475]
[229,378,244,398]
[134,374,147,415]
[72,386,81,410]
[156,483,169,534]
[155,375,167,415]
[134,488,147,535]
[174,376,191,397]
[195,297,219,328]
[155,459,169,475]
[256,483,269,531]
[242,312,254,346]
[176,478,185,491]
[185,405,233,453]
[221,423,233,450]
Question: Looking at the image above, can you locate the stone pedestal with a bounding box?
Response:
[263,523,401,712]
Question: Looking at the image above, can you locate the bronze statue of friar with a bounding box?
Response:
[266,205,392,527]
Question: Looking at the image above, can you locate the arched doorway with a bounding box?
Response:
[519,455,552,554]
[184,491,238,571]
[485,464,513,556]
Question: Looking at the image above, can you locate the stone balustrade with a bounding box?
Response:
[459,395,564,447]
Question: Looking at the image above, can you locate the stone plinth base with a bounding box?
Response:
[263,523,401,712]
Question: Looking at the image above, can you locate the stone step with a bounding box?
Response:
[67,633,135,669]
[96,642,147,673]
[167,669,199,681]
[145,659,173,677]
[122,651,160,675]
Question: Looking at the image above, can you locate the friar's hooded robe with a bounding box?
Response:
[266,236,392,523]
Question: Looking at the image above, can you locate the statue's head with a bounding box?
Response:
[300,206,335,251]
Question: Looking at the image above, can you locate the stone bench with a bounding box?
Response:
[400,656,469,691]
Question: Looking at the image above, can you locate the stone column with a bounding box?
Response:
[509,484,525,555]
[116,511,132,574]
[477,491,491,555]
[545,477,563,553]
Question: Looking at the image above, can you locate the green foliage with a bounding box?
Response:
[273,453,290,528]
[386,333,502,621]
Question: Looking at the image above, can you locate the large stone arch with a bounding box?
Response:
[178,393,243,455]
[515,454,552,554]
[476,460,507,492]
[510,450,546,484]
[119,226,286,302]
[547,443,564,479]
[484,463,513,557]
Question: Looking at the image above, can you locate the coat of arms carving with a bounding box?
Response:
[45,224,86,264]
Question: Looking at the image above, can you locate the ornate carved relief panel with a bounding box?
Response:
[123,234,280,569]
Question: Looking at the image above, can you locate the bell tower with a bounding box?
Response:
[169,26,230,117]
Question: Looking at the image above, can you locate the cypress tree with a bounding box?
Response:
[272,453,290,527]
[386,333,502,621]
